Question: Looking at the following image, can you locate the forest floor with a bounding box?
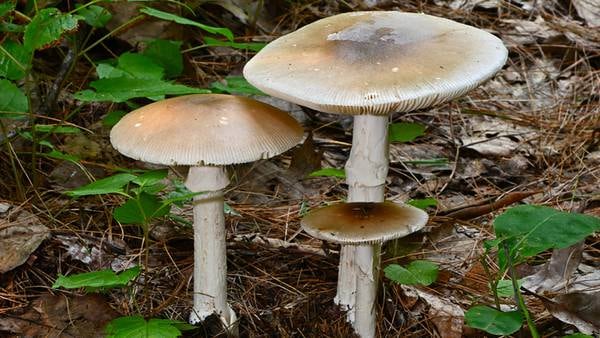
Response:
[0,0,599,337]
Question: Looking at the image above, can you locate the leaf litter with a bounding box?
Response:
[1,0,599,337]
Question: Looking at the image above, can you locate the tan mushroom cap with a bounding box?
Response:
[110,94,303,166]
[301,202,429,244]
[244,11,507,115]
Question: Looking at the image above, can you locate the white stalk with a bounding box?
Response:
[186,165,237,331]
[341,115,389,337]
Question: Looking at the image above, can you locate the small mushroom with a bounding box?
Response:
[110,94,303,329]
[301,201,429,337]
[244,11,507,337]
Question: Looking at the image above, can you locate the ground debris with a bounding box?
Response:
[0,294,118,337]
[0,205,49,273]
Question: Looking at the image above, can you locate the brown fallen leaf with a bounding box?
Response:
[521,241,585,293]
[543,292,600,335]
[0,206,49,273]
[0,294,119,337]
[439,190,539,220]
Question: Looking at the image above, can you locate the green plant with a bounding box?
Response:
[384,260,439,286]
[465,205,600,336]
[105,316,195,338]
[53,266,140,291]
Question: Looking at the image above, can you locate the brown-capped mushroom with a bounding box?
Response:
[110,94,303,330]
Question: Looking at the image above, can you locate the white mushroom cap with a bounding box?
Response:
[110,94,303,165]
[301,202,429,244]
[243,11,508,115]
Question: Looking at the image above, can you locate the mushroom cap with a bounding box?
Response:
[110,94,303,165]
[301,202,429,244]
[243,11,508,115]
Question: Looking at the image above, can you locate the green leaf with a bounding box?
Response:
[65,173,137,197]
[0,2,15,18]
[96,63,127,79]
[132,169,168,187]
[203,36,265,52]
[309,168,346,178]
[495,279,522,298]
[210,75,264,95]
[224,202,241,216]
[116,53,164,80]
[53,266,140,290]
[33,124,81,134]
[105,316,194,338]
[494,205,600,269]
[384,260,439,286]
[389,122,426,143]
[143,39,183,78]
[0,79,28,119]
[563,334,594,338]
[113,192,170,224]
[45,149,80,162]
[465,306,523,335]
[76,4,112,28]
[103,110,128,127]
[23,8,80,51]
[74,77,209,102]
[0,40,31,80]
[407,198,437,210]
[140,7,233,41]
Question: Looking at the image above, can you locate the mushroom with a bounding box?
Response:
[243,11,507,336]
[301,201,429,337]
[109,94,303,329]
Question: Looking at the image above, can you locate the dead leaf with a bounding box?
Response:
[289,132,322,177]
[521,241,584,293]
[0,294,118,337]
[0,207,49,273]
[543,292,600,335]
[572,0,600,27]
[401,285,464,338]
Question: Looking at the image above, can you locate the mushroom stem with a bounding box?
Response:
[355,244,378,338]
[341,115,389,335]
[185,165,237,330]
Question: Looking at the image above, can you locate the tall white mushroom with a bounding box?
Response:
[110,94,303,330]
[244,11,507,337]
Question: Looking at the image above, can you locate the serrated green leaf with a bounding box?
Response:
[0,79,28,119]
[140,7,233,41]
[74,77,209,102]
[465,306,523,335]
[407,198,437,210]
[116,53,164,80]
[24,8,80,51]
[132,169,168,187]
[52,266,140,290]
[309,168,346,178]
[384,260,439,286]
[0,40,31,80]
[203,36,265,52]
[96,63,126,79]
[113,192,170,224]
[494,205,600,269]
[76,4,112,28]
[143,39,183,78]
[210,75,264,95]
[0,2,15,18]
[33,124,81,134]
[389,122,426,143]
[66,173,137,197]
[105,316,193,338]
[102,110,128,127]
